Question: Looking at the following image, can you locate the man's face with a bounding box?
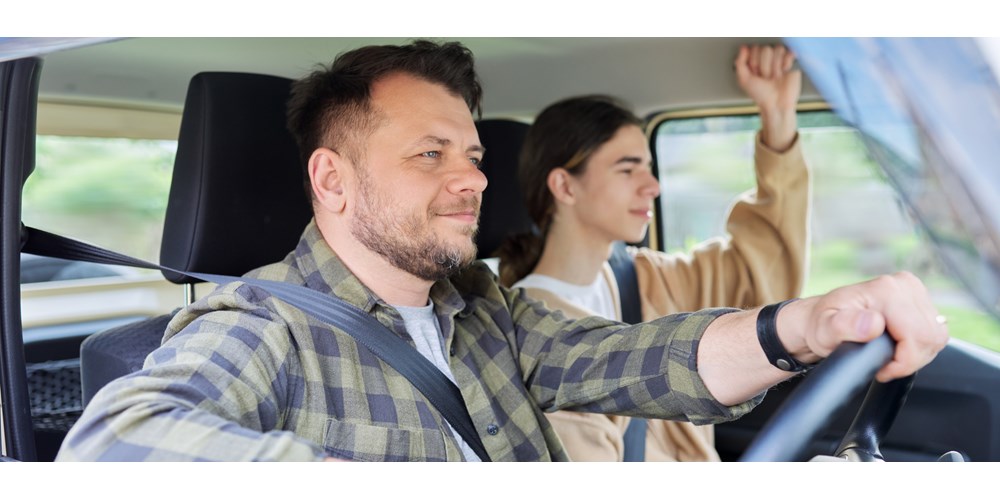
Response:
[349,72,487,282]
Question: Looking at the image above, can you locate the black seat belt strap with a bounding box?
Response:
[607,240,646,462]
[21,225,491,462]
[608,241,642,325]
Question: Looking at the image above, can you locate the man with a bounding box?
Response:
[57,40,947,462]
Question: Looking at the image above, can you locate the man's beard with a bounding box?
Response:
[351,170,479,282]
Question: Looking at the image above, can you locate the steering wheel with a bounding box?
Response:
[739,334,916,462]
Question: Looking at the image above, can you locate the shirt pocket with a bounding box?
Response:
[324,419,452,462]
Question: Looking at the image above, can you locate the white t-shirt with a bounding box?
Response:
[512,272,616,319]
[394,302,481,462]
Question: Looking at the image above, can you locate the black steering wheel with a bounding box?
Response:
[739,334,916,462]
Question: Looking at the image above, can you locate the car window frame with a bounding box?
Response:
[1,56,43,461]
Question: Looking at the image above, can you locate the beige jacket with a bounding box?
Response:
[520,133,809,461]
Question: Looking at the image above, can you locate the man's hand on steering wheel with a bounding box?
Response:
[776,271,949,383]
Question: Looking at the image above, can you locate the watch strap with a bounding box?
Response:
[756,299,812,372]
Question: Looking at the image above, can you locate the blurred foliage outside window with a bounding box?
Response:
[23,136,176,266]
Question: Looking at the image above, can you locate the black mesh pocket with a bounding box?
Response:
[26,359,82,432]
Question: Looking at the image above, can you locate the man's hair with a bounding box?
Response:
[497,94,642,286]
[286,39,483,201]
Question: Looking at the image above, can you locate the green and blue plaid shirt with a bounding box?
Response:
[58,221,760,461]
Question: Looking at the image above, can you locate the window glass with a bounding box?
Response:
[653,110,1000,351]
[21,135,176,282]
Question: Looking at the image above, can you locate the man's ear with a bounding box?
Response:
[546,167,577,206]
[309,147,350,214]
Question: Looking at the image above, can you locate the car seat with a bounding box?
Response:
[80,71,311,406]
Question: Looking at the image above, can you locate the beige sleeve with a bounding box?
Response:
[636,132,810,318]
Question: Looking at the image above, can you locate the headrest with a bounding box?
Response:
[160,72,312,284]
[475,119,533,260]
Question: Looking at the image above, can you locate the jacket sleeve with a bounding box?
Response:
[56,287,327,462]
[504,286,761,426]
[636,132,810,316]
[515,283,725,461]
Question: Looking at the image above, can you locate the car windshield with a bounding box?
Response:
[788,37,1000,324]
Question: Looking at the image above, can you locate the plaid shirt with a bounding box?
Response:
[58,221,760,461]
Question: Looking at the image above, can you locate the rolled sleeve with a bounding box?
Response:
[510,285,762,424]
[662,308,763,424]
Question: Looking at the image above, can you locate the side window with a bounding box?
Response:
[19,132,188,332]
[651,109,1000,352]
[20,135,176,284]
[26,135,176,256]
[21,100,183,286]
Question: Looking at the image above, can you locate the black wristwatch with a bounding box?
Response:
[756,299,814,372]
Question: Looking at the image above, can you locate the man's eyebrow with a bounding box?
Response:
[415,135,451,148]
[413,135,485,154]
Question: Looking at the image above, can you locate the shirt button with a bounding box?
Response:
[486,424,499,435]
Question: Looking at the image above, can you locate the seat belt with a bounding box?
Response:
[608,241,642,325]
[607,240,646,462]
[20,225,492,462]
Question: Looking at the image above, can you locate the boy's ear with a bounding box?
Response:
[547,167,577,206]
